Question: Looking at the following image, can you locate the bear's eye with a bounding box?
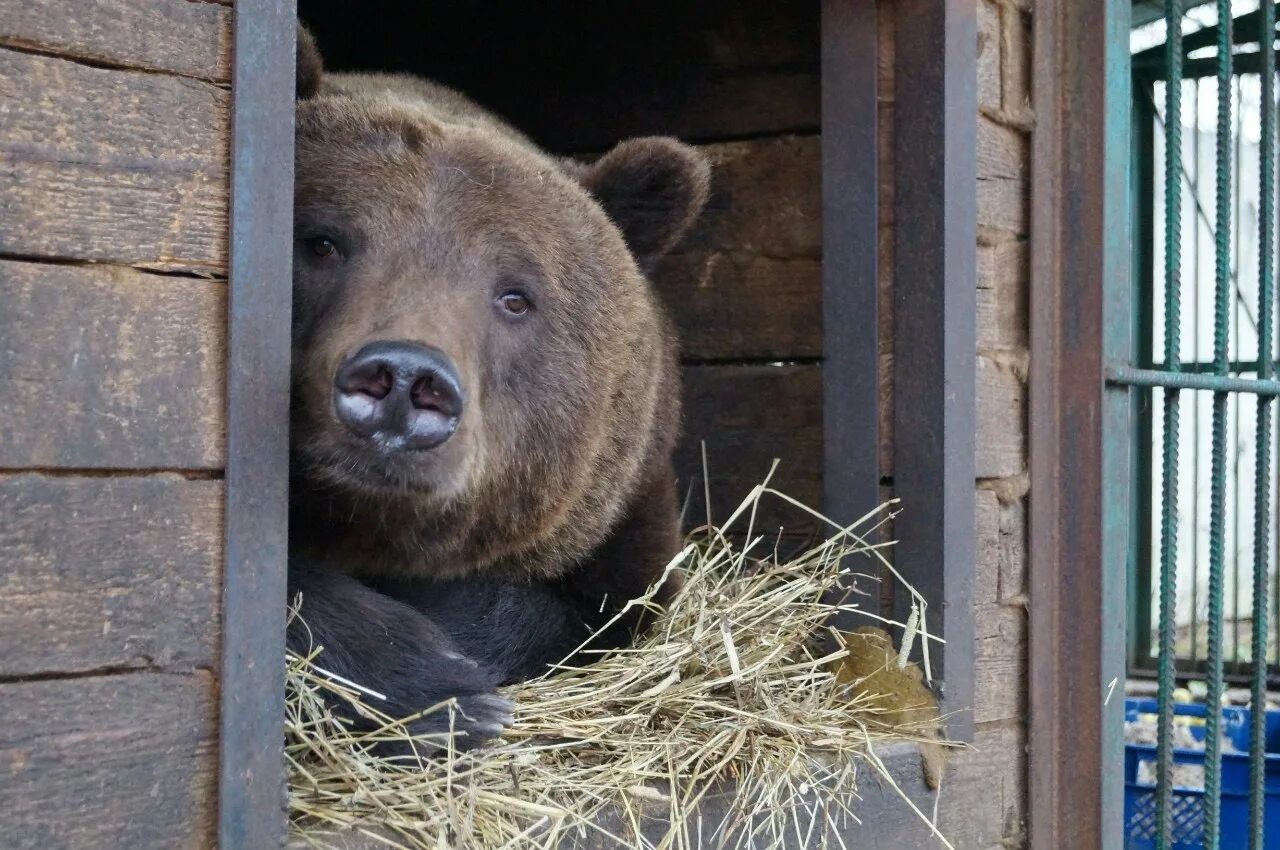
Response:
[305,235,339,259]
[496,291,533,317]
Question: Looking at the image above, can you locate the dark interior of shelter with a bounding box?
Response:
[297,1,819,151]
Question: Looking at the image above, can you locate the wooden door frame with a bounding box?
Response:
[213,0,981,844]
[219,1,296,847]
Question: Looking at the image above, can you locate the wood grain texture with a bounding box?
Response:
[977,2,1002,113]
[938,721,1026,848]
[0,48,230,272]
[0,475,222,677]
[974,488,1003,605]
[0,0,232,81]
[653,254,821,361]
[677,364,821,534]
[975,353,1026,479]
[679,136,821,259]
[977,237,1029,350]
[0,260,226,468]
[973,603,1027,725]
[976,115,1030,237]
[0,671,217,849]
[653,136,821,361]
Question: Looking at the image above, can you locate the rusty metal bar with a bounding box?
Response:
[1028,0,1132,846]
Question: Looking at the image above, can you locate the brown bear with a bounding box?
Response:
[286,27,709,750]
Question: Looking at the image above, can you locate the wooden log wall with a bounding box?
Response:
[301,0,825,537]
[0,1,231,846]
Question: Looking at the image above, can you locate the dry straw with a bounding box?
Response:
[287,466,956,849]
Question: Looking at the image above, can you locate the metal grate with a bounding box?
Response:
[1124,0,1277,846]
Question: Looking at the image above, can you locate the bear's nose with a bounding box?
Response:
[333,341,464,451]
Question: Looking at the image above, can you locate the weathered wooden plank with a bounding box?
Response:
[654,136,822,361]
[677,364,822,534]
[975,352,1027,479]
[973,602,1027,725]
[974,488,1003,606]
[0,672,217,849]
[0,49,230,272]
[0,0,233,81]
[0,475,222,677]
[937,721,1026,848]
[0,260,226,468]
[976,116,1030,238]
[977,237,1029,350]
[653,253,821,361]
[679,136,821,259]
[978,1,1003,113]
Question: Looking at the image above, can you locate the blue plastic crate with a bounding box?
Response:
[1125,698,1280,848]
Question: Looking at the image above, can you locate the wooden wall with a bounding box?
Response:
[301,0,824,537]
[0,1,231,846]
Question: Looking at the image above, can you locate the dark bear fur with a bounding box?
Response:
[287,27,709,749]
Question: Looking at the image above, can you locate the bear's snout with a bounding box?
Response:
[333,341,464,451]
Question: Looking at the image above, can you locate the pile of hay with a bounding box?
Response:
[287,472,955,849]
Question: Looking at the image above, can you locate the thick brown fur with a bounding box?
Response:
[287,26,709,749]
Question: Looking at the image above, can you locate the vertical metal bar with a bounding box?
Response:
[1250,1,1276,843]
[1156,4,1185,845]
[1204,2,1235,843]
[1028,0,1132,844]
[220,1,295,847]
[820,0,880,631]
[892,0,977,740]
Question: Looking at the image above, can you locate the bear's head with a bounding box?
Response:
[289,33,709,581]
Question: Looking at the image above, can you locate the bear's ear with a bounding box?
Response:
[297,23,324,100]
[579,137,711,268]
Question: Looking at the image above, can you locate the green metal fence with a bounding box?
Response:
[1126,0,1277,846]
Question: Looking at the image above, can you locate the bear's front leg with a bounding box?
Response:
[287,563,513,753]
[376,466,684,684]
